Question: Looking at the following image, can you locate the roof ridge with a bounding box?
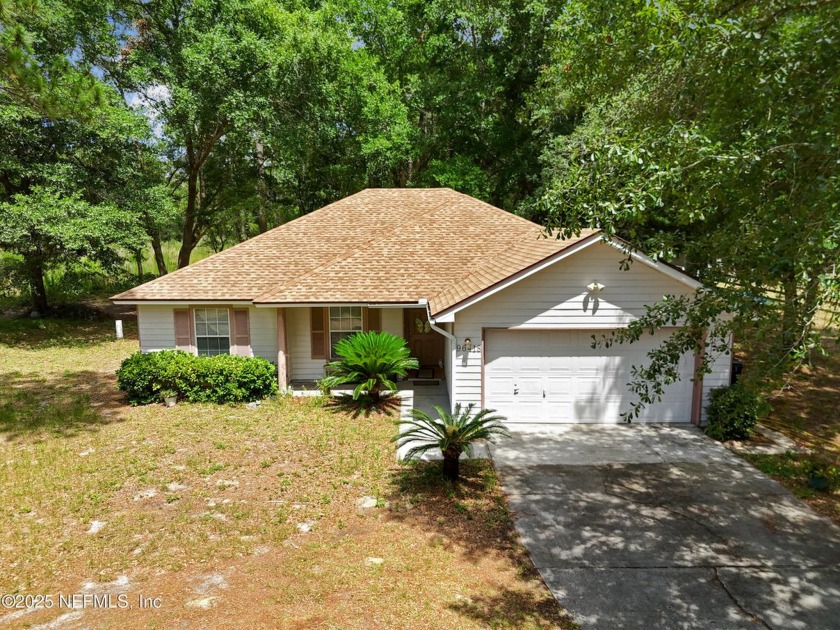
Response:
[252,195,457,303]
[443,189,547,231]
[420,196,551,304]
[111,189,373,301]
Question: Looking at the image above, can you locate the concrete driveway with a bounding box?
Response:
[490,425,840,629]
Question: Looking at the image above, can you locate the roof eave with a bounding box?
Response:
[430,232,704,320]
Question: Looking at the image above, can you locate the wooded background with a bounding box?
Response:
[1,0,838,395]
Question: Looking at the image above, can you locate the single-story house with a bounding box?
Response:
[112,188,731,428]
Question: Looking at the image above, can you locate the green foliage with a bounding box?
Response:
[116,351,277,405]
[0,186,145,311]
[0,79,168,310]
[416,155,491,200]
[116,351,175,405]
[343,0,563,208]
[319,331,419,403]
[0,0,110,117]
[113,0,411,266]
[705,384,770,442]
[802,457,840,492]
[396,403,510,481]
[529,0,840,414]
[745,451,840,494]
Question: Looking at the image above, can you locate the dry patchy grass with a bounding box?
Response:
[734,335,840,525]
[0,318,573,629]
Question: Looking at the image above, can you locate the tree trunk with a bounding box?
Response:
[255,140,269,234]
[780,271,799,355]
[177,168,199,269]
[151,231,168,276]
[442,449,461,482]
[27,260,48,313]
[134,250,144,281]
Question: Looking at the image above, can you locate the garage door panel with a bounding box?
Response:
[485,329,694,425]
[544,374,572,394]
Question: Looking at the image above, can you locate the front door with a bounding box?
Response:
[403,308,445,371]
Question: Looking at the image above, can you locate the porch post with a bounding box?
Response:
[277,308,288,389]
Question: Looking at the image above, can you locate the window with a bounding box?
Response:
[329,306,362,358]
[194,308,230,356]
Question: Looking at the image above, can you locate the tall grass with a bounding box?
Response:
[0,240,219,311]
[121,240,216,278]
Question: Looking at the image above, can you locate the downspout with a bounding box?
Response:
[419,298,455,343]
[420,298,457,412]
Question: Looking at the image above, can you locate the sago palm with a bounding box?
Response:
[396,403,510,481]
[319,331,419,403]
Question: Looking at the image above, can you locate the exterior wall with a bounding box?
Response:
[701,335,733,421]
[137,304,276,362]
[380,308,404,338]
[137,305,176,352]
[249,307,277,362]
[443,321,455,410]
[137,304,420,382]
[450,241,705,410]
[286,307,326,381]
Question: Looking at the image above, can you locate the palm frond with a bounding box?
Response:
[397,403,510,461]
[317,331,419,402]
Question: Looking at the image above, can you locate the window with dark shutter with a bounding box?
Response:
[174,309,192,351]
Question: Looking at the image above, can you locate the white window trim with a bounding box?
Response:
[194,307,231,357]
[328,306,363,359]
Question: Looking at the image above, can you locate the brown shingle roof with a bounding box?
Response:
[111,189,599,316]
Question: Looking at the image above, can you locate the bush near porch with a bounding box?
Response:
[116,350,277,405]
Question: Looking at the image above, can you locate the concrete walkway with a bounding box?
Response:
[490,425,840,629]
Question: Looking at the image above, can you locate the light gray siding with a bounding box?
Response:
[287,307,326,381]
[137,305,176,352]
[250,307,277,362]
[380,308,404,338]
[450,241,711,412]
[442,321,455,409]
[138,304,276,362]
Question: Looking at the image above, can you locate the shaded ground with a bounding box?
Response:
[731,336,840,524]
[764,338,840,450]
[0,317,572,629]
[491,427,840,630]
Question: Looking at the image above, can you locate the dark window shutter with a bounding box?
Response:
[310,307,327,359]
[174,309,192,351]
[232,309,251,356]
[367,308,381,332]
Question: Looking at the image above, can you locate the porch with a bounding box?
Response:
[275,305,451,387]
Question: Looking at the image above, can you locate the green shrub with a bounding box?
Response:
[318,331,419,403]
[395,403,510,481]
[117,351,277,405]
[704,383,769,441]
[803,457,840,492]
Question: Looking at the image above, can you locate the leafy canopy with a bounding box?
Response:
[528,0,840,415]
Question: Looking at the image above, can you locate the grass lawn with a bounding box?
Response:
[0,318,573,629]
[733,336,840,525]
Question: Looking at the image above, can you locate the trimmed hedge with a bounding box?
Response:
[704,383,769,441]
[117,350,278,405]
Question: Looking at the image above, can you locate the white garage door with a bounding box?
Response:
[484,329,695,425]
